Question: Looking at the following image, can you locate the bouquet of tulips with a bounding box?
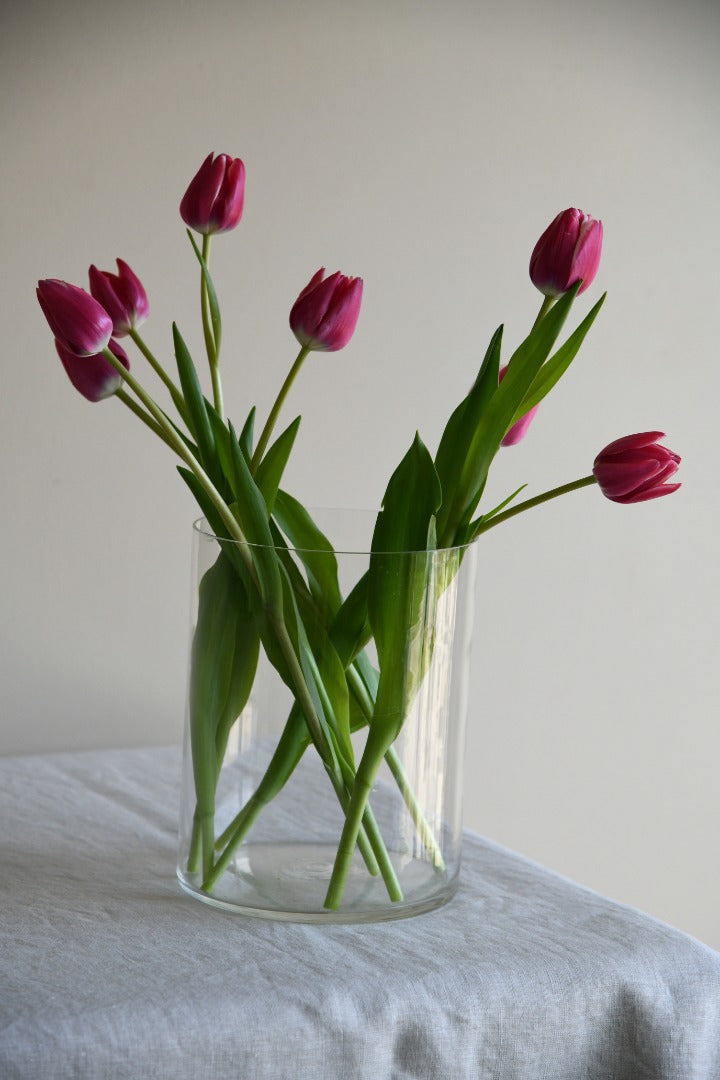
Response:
[36,153,681,911]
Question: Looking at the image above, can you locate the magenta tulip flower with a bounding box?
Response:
[88,259,149,337]
[180,153,246,235]
[499,364,539,446]
[530,208,603,298]
[593,432,681,503]
[289,269,363,352]
[37,279,113,357]
[55,337,129,403]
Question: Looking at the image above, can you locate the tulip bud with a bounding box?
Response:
[593,432,681,504]
[180,152,246,235]
[289,269,363,352]
[530,208,603,298]
[55,337,129,403]
[88,259,149,337]
[499,364,539,446]
[37,279,113,357]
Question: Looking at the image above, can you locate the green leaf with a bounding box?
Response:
[249,704,311,804]
[173,323,216,469]
[255,419,301,516]
[509,292,607,425]
[176,466,226,538]
[330,572,371,667]
[190,552,260,778]
[213,576,261,769]
[239,406,256,462]
[187,229,222,355]
[435,325,503,544]
[176,467,252,593]
[204,403,236,497]
[257,562,342,766]
[274,490,342,623]
[226,421,283,610]
[367,434,441,744]
[189,554,246,814]
[352,649,379,701]
[371,432,441,558]
[285,566,354,768]
[448,284,580,537]
[347,649,380,732]
[476,483,528,524]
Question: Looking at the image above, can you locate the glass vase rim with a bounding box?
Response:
[192,513,476,558]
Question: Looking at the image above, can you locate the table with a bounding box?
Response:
[1,746,719,1079]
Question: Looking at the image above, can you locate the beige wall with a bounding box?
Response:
[2,0,719,947]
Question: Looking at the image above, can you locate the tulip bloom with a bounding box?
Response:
[55,337,129,403]
[88,259,149,337]
[37,279,113,357]
[593,432,681,503]
[289,269,363,352]
[180,153,246,235]
[499,364,539,445]
[530,208,603,297]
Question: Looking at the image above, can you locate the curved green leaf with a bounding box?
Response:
[368,433,441,743]
[255,419,301,516]
[509,292,606,425]
[274,490,342,623]
[173,323,216,469]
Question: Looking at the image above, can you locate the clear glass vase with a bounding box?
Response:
[177,508,478,923]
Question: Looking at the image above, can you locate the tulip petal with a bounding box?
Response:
[89,260,149,337]
[593,432,681,504]
[612,482,681,504]
[210,158,245,233]
[55,337,129,402]
[38,279,113,356]
[295,268,327,304]
[314,277,363,352]
[594,431,666,458]
[180,153,246,235]
[289,270,362,352]
[530,208,603,298]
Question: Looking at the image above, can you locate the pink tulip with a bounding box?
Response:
[499,364,539,445]
[37,279,113,357]
[55,337,129,403]
[289,269,363,352]
[530,208,603,298]
[88,259,149,337]
[180,152,246,235]
[593,432,681,503]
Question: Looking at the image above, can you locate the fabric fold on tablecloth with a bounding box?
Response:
[1,745,718,1079]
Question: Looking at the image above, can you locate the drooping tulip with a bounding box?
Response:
[180,153,246,235]
[499,364,539,446]
[37,279,113,357]
[88,259,149,337]
[289,269,363,352]
[593,432,681,503]
[530,208,603,298]
[55,337,129,402]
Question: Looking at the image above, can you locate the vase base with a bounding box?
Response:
[177,841,458,924]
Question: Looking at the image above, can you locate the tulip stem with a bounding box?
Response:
[533,295,556,328]
[102,348,246,550]
[200,235,225,419]
[472,474,597,537]
[116,389,175,451]
[128,328,190,427]
[106,346,398,901]
[251,345,309,470]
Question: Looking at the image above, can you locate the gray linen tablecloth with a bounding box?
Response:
[1,746,719,1079]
